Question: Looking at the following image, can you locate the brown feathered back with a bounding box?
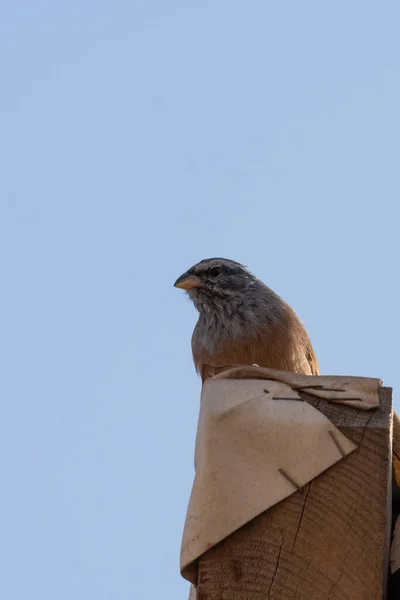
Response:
[193,303,320,380]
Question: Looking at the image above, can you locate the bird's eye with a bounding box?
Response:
[208,266,222,278]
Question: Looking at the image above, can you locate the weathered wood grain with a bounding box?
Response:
[196,387,392,600]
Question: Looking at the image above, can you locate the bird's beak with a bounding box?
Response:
[173,272,201,290]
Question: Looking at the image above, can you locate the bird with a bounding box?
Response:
[174,257,320,380]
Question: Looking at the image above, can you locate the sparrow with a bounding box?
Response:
[174,257,320,380]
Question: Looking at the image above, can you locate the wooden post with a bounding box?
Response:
[196,387,392,600]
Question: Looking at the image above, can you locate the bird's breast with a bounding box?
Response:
[192,313,262,357]
[191,308,319,378]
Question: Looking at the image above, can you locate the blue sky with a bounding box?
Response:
[1,1,399,598]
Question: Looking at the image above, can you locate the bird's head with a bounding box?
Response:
[173,258,257,312]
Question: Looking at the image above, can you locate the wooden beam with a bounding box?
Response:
[196,387,392,600]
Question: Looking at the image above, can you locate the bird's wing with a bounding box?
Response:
[193,305,320,378]
[305,341,320,376]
